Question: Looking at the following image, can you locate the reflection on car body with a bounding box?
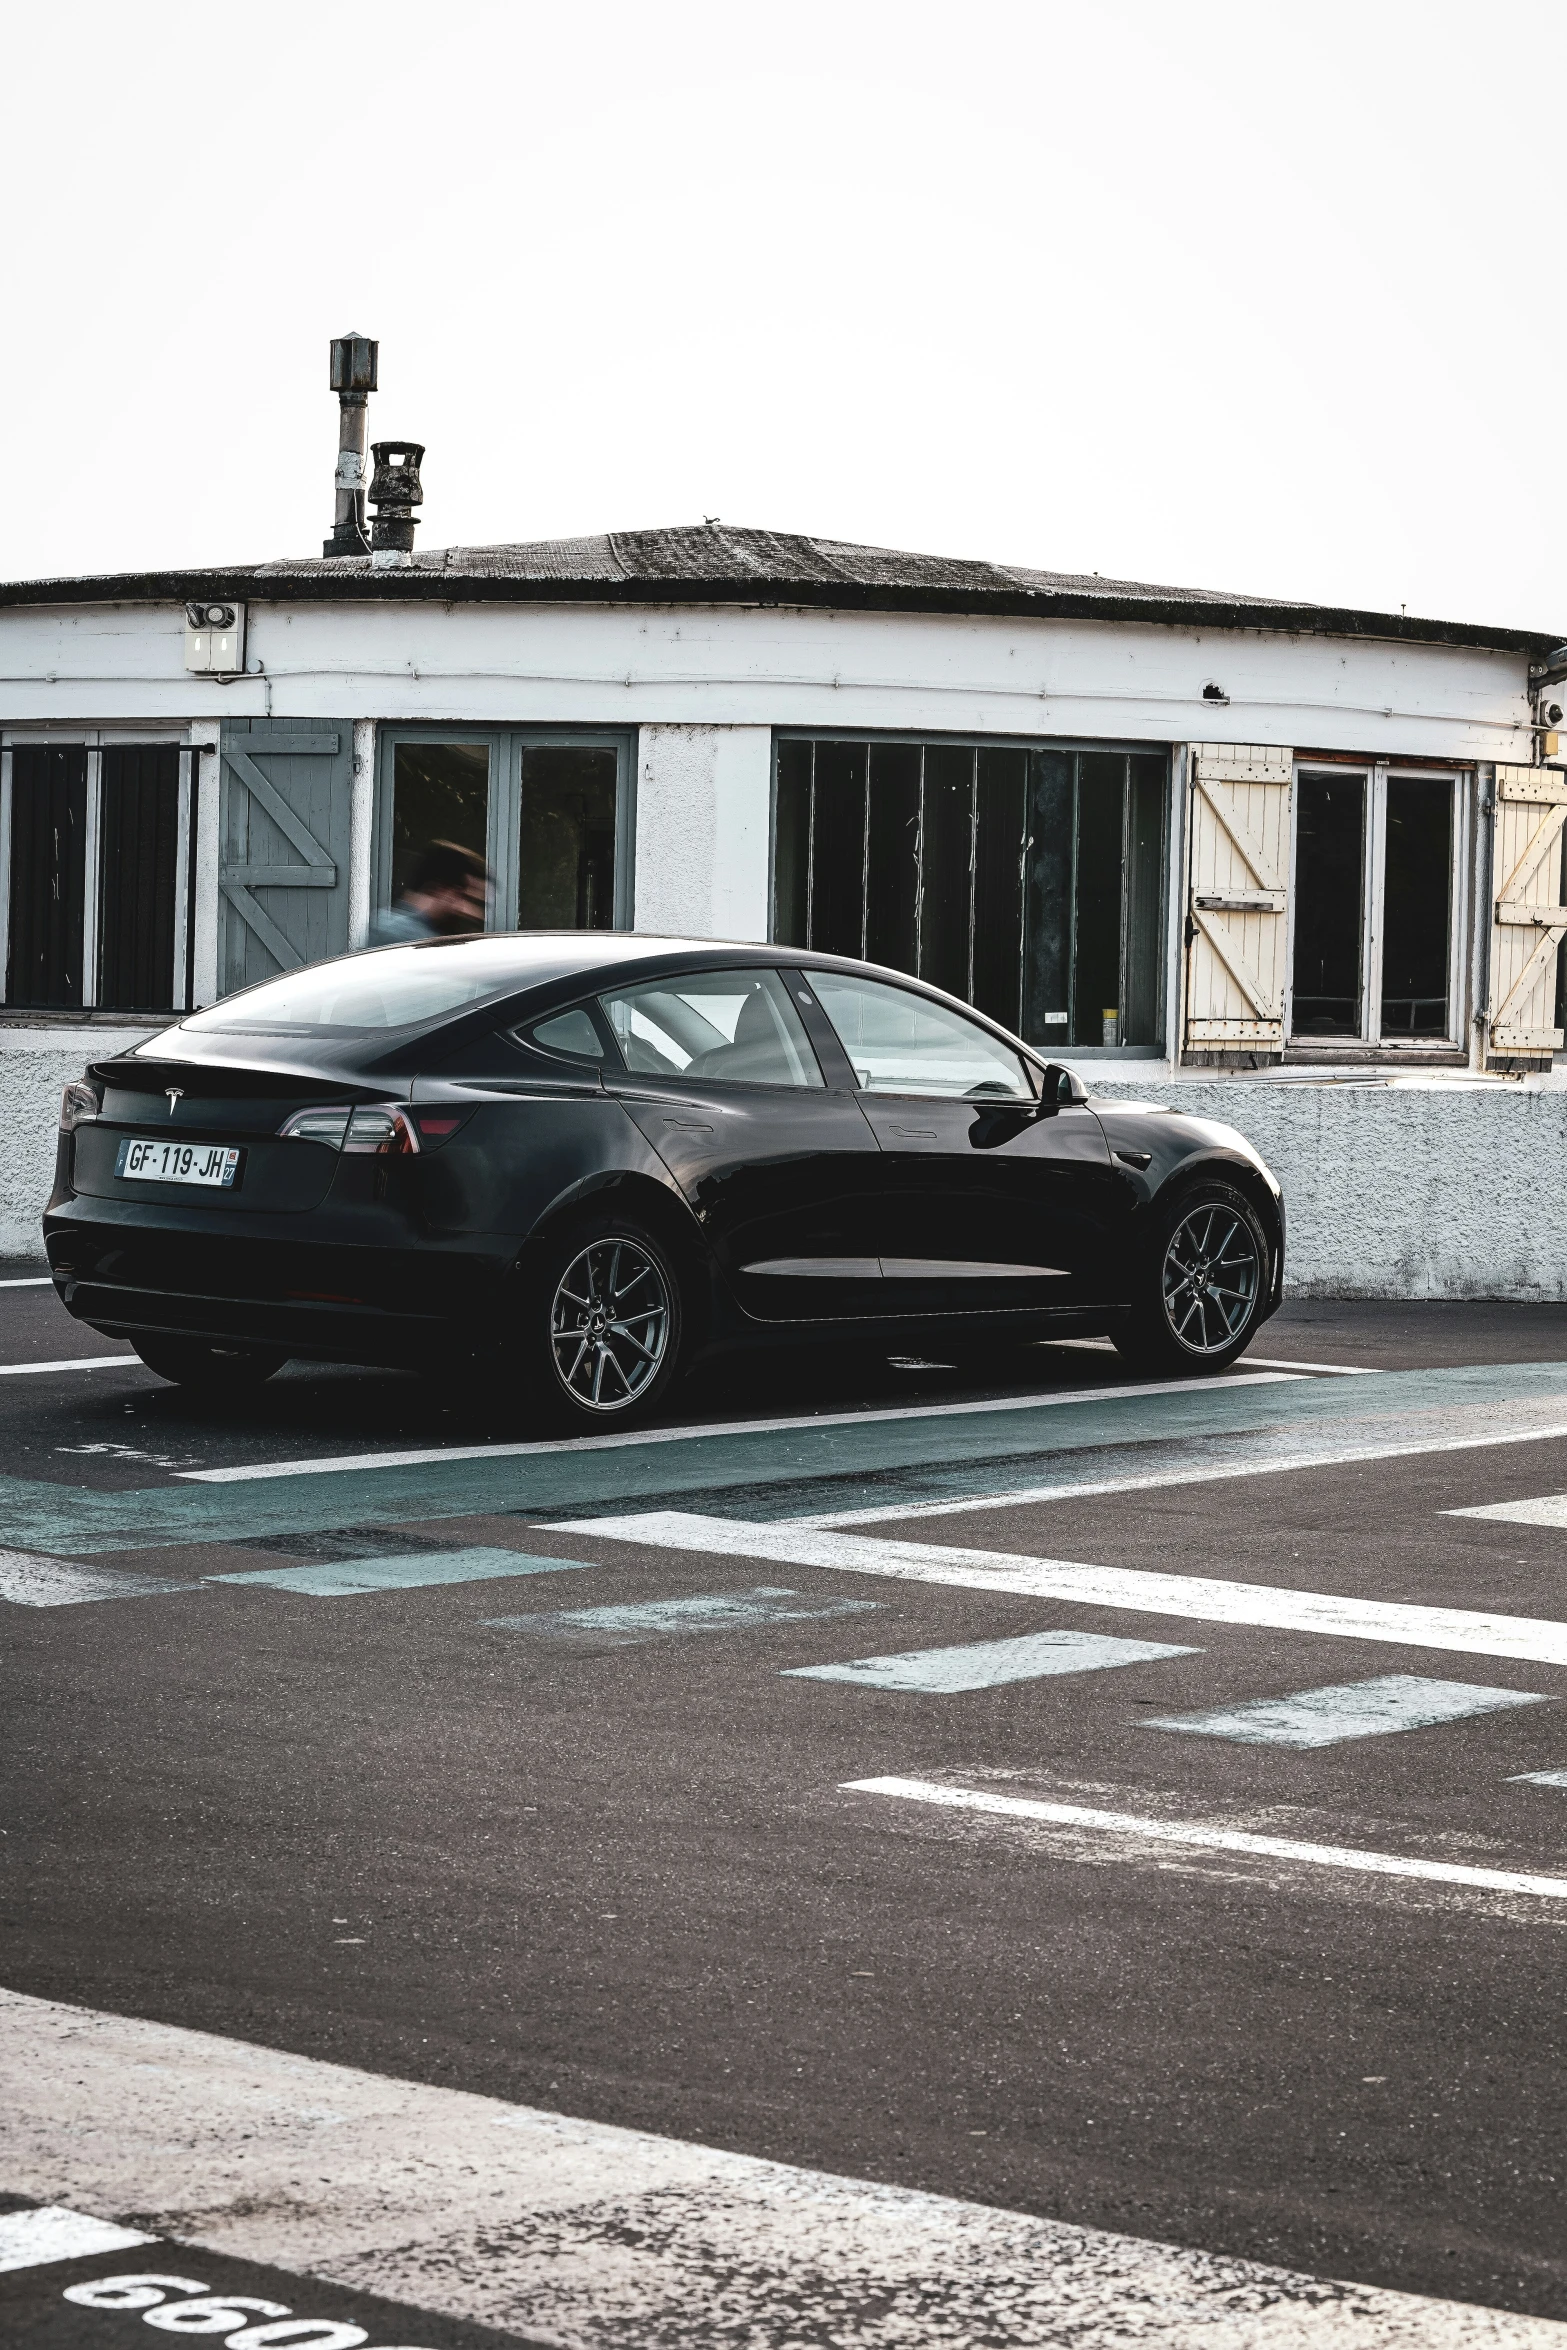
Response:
[45,934,1285,1427]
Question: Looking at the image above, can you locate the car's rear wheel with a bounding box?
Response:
[131,1337,288,1389]
[522,1215,685,1429]
[1112,1182,1269,1375]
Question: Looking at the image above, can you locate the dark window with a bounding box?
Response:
[98,745,180,1011]
[518,745,617,930]
[8,745,87,1009]
[390,741,490,908]
[526,1006,606,1060]
[774,737,1166,1050]
[1291,772,1365,1036]
[600,967,824,1088]
[1381,779,1452,1037]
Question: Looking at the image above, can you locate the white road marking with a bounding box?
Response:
[0,1275,54,1289]
[1510,1768,1567,1786]
[846,1778,1567,1903]
[1143,1674,1552,1748]
[207,1547,589,1599]
[782,1628,1196,1693]
[794,1408,1567,1525]
[1241,1356,1380,1375]
[0,2203,156,2273]
[1448,1493,1567,1529]
[0,1355,133,1377]
[0,1552,197,1608]
[562,1512,1567,1667]
[485,1586,879,1645]
[5,1986,1563,2346]
[175,1370,1298,1484]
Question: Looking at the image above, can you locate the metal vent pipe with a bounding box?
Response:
[369,441,425,567]
[324,332,378,558]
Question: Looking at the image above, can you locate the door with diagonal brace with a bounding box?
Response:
[218,720,356,996]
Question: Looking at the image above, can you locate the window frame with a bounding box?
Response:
[769,729,1170,1055]
[0,727,199,1014]
[1284,760,1471,1054]
[372,724,638,934]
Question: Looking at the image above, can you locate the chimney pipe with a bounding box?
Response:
[369,441,425,567]
[324,331,378,558]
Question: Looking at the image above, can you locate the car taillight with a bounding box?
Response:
[411,1109,473,1148]
[276,1103,420,1154]
[59,1079,102,1133]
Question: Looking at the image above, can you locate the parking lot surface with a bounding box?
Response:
[4,1283,1567,2346]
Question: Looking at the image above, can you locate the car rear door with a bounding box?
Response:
[596,964,886,1321]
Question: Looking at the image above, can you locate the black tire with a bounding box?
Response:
[132,1337,288,1390]
[1112,1181,1269,1376]
[519,1213,685,1430]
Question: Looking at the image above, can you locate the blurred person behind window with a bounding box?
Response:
[369,839,491,946]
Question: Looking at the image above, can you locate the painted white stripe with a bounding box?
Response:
[0,1275,53,1289]
[5,1987,1563,2346]
[486,1586,879,1645]
[0,1552,196,1608]
[783,1628,1196,1693]
[0,1355,133,1377]
[208,1546,589,1600]
[1241,1356,1380,1375]
[846,1777,1567,1902]
[0,2203,156,2274]
[1510,1768,1567,1786]
[176,1370,1298,1484]
[1448,1493,1567,1529]
[798,1412,1567,1526]
[1144,1673,1552,1748]
[562,1512,1567,1667]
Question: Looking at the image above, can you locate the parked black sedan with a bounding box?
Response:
[45,935,1284,1425]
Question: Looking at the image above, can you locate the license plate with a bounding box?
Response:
[116,1137,242,1189]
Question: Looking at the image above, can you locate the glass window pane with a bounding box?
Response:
[972,748,1027,1029]
[391,742,490,914]
[1072,753,1124,1047]
[98,746,180,1012]
[518,746,617,930]
[527,1007,605,1060]
[865,743,920,973]
[773,741,811,945]
[185,938,541,1031]
[1381,778,1452,1038]
[919,745,974,998]
[1021,749,1073,1048]
[814,971,1031,1099]
[8,744,87,1009]
[600,967,824,1087]
[1292,772,1365,1037]
[808,742,867,958]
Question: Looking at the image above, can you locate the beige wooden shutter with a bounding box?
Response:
[1182,742,1293,1058]
[1488,763,1567,1060]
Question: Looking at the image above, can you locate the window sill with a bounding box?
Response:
[1283,1043,1465,1067]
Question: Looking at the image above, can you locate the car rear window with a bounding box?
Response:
[178,941,537,1032]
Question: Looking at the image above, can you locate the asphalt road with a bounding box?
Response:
[4,1278,1567,2345]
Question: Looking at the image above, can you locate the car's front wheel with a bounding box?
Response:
[521,1216,685,1428]
[1112,1182,1269,1375]
[131,1337,288,1389]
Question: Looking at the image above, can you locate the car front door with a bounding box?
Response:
[596,964,886,1321]
[801,968,1125,1314]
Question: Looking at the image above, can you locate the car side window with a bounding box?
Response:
[523,1006,606,1062]
[598,968,825,1088]
[812,972,1034,1100]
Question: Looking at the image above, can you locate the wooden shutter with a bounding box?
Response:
[218,719,355,995]
[1182,742,1293,1057]
[1488,763,1567,1059]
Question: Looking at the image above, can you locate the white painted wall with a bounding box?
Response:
[0,597,1534,762]
[0,1029,155,1261]
[633,725,771,939]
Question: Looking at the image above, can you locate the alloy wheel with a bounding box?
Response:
[549,1236,672,1412]
[1160,1201,1260,1355]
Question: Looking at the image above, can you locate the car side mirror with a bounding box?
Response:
[1038,1062,1089,1108]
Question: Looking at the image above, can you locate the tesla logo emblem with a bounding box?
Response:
[165,1088,184,1116]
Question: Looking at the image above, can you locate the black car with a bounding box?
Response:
[45,935,1284,1425]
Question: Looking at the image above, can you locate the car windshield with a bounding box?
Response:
[178,941,536,1032]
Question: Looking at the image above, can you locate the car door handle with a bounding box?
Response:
[664,1118,714,1133]
[890,1125,938,1139]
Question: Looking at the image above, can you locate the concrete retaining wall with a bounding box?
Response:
[2,1032,1559,1298]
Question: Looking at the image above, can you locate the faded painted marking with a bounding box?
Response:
[0,1355,132,1378]
[0,1276,53,1289]
[561,1512,1567,1667]
[207,1547,587,1599]
[1143,1673,1552,1749]
[485,1585,879,1646]
[0,1552,198,1608]
[1242,1356,1379,1375]
[847,1778,1567,1902]
[177,1370,1297,1484]
[0,2204,156,2274]
[1510,1768,1567,1786]
[783,1628,1196,1693]
[1448,1492,1567,1529]
[6,1987,1565,2345]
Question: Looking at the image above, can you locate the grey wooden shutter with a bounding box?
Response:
[218,719,355,996]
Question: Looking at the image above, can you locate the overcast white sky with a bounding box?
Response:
[4,1,1562,631]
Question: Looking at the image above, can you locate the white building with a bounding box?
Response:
[1,521,1565,1293]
